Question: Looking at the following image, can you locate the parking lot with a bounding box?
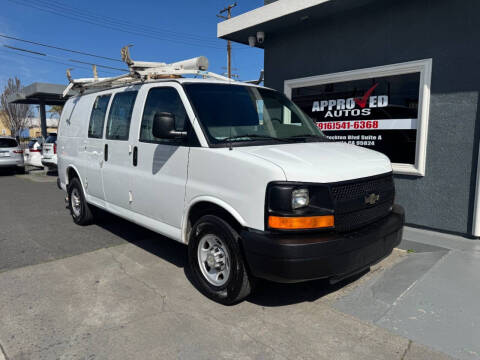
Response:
[0,171,454,360]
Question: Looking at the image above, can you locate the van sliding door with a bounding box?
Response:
[102,89,139,211]
[85,93,111,202]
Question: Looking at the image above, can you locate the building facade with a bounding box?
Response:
[0,112,58,138]
[0,112,12,136]
[219,0,480,237]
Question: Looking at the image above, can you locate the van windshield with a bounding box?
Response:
[184,83,326,146]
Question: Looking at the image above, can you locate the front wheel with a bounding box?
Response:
[68,177,93,225]
[188,215,252,305]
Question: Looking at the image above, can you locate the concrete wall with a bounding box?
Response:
[264,0,480,235]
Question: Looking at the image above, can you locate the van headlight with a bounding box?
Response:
[266,183,334,230]
[292,188,309,209]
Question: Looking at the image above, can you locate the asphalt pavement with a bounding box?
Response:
[0,170,180,273]
[0,170,457,359]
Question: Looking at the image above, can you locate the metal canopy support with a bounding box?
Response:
[39,101,47,138]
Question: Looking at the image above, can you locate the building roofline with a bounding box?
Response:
[217,0,330,39]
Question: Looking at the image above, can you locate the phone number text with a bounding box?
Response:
[317,120,379,130]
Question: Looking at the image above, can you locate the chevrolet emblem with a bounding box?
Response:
[365,193,380,205]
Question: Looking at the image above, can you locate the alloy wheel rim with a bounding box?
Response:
[197,234,231,287]
[71,188,81,217]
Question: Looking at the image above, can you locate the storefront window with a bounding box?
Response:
[285,59,432,176]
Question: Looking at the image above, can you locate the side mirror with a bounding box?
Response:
[152,112,186,139]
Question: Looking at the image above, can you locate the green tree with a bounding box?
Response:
[48,105,64,119]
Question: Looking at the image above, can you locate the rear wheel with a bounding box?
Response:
[188,215,252,305]
[68,177,93,225]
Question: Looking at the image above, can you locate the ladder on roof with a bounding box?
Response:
[62,46,234,97]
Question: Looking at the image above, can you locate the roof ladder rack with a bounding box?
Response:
[63,45,234,97]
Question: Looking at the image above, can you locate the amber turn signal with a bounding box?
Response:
[268,215,334,230]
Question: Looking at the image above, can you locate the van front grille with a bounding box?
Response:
[331,174,395,232]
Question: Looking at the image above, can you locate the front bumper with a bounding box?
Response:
[240,204,404,283]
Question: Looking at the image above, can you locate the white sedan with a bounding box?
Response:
[41,134,58,169]
[24,138,43,168]
[0,136,25,173]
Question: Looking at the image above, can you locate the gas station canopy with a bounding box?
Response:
[8,82,72,138]
[7,82,70,106]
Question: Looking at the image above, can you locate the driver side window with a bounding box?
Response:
[140,87,188,144]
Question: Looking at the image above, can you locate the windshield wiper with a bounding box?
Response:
[284,134,326,142]
[218,134,291,143]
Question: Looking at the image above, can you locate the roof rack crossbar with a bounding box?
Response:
[244,70,264,85]
[63,46,234,96]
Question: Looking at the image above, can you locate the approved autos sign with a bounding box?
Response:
[291,72,420,165]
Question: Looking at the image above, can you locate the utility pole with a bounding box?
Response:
[217,2,237,79]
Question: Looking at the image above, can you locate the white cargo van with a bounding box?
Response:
[57,54,404,304]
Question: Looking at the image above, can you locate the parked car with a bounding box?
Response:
[0,136,25,173]
[24,138,43,168]
[58,76,404,304]
[41,133,57,169]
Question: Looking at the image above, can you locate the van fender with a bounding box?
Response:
[182,196,247,243]
[65,164,86,193]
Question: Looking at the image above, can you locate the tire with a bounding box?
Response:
[16,166,25,174]
[67,177,94,225]
[188,215,252,305]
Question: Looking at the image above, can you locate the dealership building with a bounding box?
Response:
[218,0,480,237]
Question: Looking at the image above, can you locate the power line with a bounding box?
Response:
[0,32,249,82]
[25,0,249,51]
[0,47,89,71]
[4,45,46,56]
[2,44,128,72]
[42,0,221,44]
[67,59,127,72]
[0,33,123,62]
[0,48,121,76]
[8,0,227,50]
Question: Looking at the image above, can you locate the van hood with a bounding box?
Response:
[236,142,392,183]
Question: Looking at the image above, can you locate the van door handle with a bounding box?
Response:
[133,146,138,167]
[104,144,108,162]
